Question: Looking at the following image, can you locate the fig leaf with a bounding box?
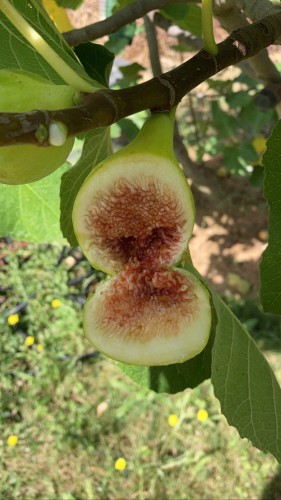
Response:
[74,43,114,88]
[0,0,98,88]
[212,290,281,464]
[0,163,69,243]
[260,119,281,315]
[60,127,112,246]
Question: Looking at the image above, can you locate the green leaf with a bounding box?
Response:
[60,128,112,246]
[105,23,136,55]
[0,163,69,242]
[260,120,281,314]
[118,118,140,141]
[239,101,276,135]
[226,90,253,109]
[112,0,134,13]
[74,43,114,88]
[0,0,98,88]
[55,0,82,9]
[160,3,202,38]
[117,63,145,87]
[211,101,240,138]
[212,291,281,463]
[223,144,258,174]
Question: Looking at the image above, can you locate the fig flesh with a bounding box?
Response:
[0,71,76,185]
[73,111,212,366]
[84,265,211,366]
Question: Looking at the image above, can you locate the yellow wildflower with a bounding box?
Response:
[168,414,179,428]
[37,344,44,352]
[7,435,18,447]
[114,457,127,471]
[196,409,209,422]
[25,336,35,347]
[51,299,62,309]
[7,314,19,326]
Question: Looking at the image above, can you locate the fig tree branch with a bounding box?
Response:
[63,0,192,46]
[213,0,281,109]
[213,1,281,85]
[1,12,281,148]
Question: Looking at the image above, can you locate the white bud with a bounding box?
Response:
[48,121,68,146]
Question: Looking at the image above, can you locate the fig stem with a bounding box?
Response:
[202,0,218,56]
[0,0,96,92]
[131,108,177,160]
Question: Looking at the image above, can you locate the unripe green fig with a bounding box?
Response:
[73,111,212,366]
[0,70,76,184]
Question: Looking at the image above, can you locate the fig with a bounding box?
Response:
[0,70,76,184]
[73,111,212,366]
[83,265,211,365]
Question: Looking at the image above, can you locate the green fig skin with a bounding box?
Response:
[73,111,211,366]
[0,70,76,185]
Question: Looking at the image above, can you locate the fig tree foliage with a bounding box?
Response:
[1,0,281,464]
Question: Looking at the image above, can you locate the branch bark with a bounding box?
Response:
[1,12,281,147]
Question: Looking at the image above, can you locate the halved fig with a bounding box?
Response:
[73,111,212,366]
[73,112,195,275]
[84,266,212,366]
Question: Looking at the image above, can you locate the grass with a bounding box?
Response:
[1,240,281,499]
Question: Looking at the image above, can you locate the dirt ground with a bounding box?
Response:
[189,172,267,297]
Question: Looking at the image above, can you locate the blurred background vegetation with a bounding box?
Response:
[2,0,281,498]
[1,241,281,499]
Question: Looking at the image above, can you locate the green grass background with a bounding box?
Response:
[1,242,281,499]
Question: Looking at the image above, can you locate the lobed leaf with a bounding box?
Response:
[160,3,202,38]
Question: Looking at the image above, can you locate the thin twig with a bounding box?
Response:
[63,0,190,46]
[143,14,162,77]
